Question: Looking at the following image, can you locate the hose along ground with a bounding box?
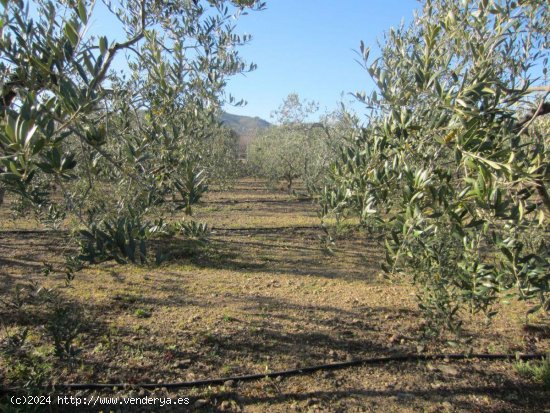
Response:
[2,352,545,392]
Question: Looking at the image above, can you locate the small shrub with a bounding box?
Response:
[318,225,336,255]
[4,353,52,390]
[78,213,151,264]
[222,314,236,322]
[0,326,29,357]
[0,284,29,314]
[44,300,85,359]
[515,356,550,388]
[134,308,152,318]
[1,326,52,397]
[176,220,210,242]
[173,158,208,216]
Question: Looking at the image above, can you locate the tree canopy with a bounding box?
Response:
[322,0,549,333]
[0,0,264,266]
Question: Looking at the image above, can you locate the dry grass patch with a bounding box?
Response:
[0,180,548,412]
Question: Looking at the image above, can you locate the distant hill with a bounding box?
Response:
[221,112,271,148]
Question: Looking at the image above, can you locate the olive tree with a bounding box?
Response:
[323,0,549,334]
[248,93,346,191]
[0,0,264,265]
[248,125,311,190]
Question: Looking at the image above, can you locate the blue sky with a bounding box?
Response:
[83,0,420,122]
[222,0,420,122]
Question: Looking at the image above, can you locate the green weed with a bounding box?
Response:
[515,355,550,388]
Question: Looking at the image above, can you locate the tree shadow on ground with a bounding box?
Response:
[185,231,383,282]
[204,382,549,413]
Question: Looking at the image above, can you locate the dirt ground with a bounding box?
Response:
[0,179,549,412]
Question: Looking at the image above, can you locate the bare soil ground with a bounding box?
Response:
[0,179,549,412]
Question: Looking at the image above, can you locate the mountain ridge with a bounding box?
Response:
[221,112,271,147]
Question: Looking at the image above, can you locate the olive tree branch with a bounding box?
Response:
[89,0,147,91]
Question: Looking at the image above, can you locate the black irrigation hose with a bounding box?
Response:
[211,225,321,232]
[0,229,67,235]
[0,227,321,235]
[13,352,546,392]
[198,199,312,204]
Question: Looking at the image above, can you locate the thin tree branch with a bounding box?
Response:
[514,96,550,135]
[504,85,550,95]
[511,91,550,215]
[89,0,147,91]
[535,178,550,215]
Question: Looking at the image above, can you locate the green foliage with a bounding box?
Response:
[202,127,242,189]
[248,125,305,189]
[319,224,336,255]
[0,284,29,314]
[176,220,211,242]
[515,355,550,388]
[134,308,152,318]
[2,350,52,391]
[318,183,349,224]
[248,93,351,191]
[323,0,549,334]
[0,284,69,391]
[174,157,208,215]
[0,0,264,269]
[222,314,237,322]
[44,301,85,358]
[171,220,211,257]
[78,213,151,264]
[0,326,29,359]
